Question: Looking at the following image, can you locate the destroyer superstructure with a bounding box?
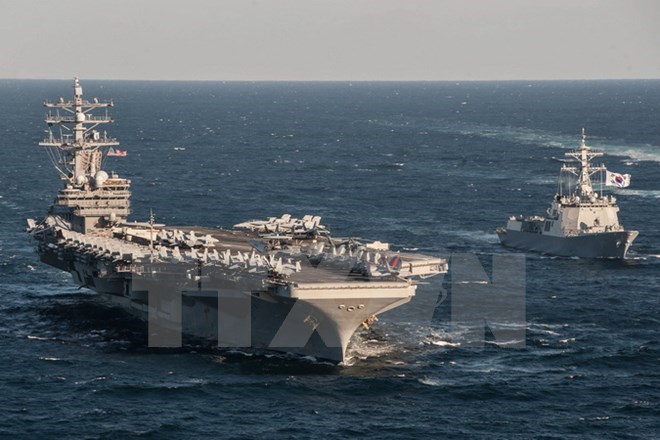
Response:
[497,130,638,258]
[27,79,447,363]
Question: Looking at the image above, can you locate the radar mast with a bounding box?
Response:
[40,77,119,184]
[561,128,605,198]
[39,78,131,233]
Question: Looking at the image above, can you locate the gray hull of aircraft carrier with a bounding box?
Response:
[28,79,447,363]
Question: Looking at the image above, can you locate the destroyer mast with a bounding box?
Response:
[559,128,606,200]
[40,78,130,232]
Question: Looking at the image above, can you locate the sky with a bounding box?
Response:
[1,0,659,81]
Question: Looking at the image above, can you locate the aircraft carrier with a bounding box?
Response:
[497,130,638,258]
[26,79,447,363]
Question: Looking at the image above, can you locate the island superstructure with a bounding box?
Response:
[27,79,447,363]
[497,130,638,258]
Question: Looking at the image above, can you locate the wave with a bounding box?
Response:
[27,335,56,341]
[400,324,467,350]
[430,340,461,347]
[527,177,557,186]
[373,118,660,164]
[550,138,660,164]
[616,189,660,198]
[38,356,73,363]
[445,229,500,244]
[603,145,660,163]
[345,333,400,363]
[418,377,443,387]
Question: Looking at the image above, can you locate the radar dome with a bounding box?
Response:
[94,170,109,187]
[75,175,88,186]
[75,111,86,122]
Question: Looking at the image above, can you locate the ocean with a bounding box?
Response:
[0,80,658,439]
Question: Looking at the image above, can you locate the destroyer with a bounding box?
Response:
[26,79,447,363]
[497,130,638,258]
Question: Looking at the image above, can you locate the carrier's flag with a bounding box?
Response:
[605,170,631,188]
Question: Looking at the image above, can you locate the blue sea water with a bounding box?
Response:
[0,80,659,439]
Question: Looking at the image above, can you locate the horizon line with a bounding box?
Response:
[2,77,660,83]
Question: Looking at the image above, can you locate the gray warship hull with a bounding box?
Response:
[36,229,421,363]
[497,229,639,259]
[28,79,447,364]
[498,130,639,259]
[103,290,411,363]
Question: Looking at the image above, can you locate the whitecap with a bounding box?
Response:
[529,323,568,330]
[484,339,525,347]
[398,119,660,163]
[431,340,461,347]
[445,229,500,244]
[225,350,254,357]
[418,377,443,387]
[617,189,660,198]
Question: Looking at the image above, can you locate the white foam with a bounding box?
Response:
[529,322,569,330]
[448,229,500,244]
[617,189,660,198]
[225,350,253,357]
[406,118,660,163]
[607,146,660,163]
[27,335,51,341]
[431,340,461,347]
[346,338,397,360]
[538,329,560,336]
[484,339,525,347]
[418,377,443,387]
